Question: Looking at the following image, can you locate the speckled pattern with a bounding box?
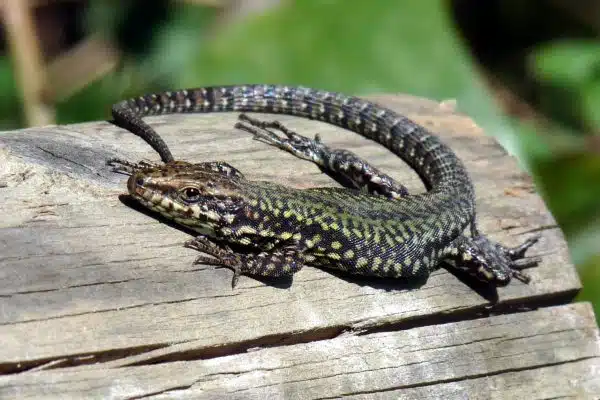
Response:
[110,85,539,288]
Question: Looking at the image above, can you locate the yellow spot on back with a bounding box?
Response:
[280,232,293,240]
[263,198,274,211]
[237,226,257,235]
[385,235,395,247]
[343,250,355,259]
[331,241,342,249]
[304,234,321,248]
[373,231,381,244]
[413,261,422,273]
[223,214,236,224]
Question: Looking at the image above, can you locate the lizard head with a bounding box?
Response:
[443,234,540,286]
[126,160,250,234]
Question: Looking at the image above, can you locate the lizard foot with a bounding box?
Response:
[185,235,305,288]
[185,236,244,287]
[444,234,541,286]
[234,113,409,198]
[235,113,327,164]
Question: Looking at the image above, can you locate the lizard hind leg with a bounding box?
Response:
[184,235,305,288]
[442,234,541,286]
[235,113,409,200]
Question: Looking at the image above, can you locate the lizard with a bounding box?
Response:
[108,84,540,288]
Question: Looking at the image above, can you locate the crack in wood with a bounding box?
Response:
[314,356,600,399]
[0,344,168,374]
[123,326,346,368]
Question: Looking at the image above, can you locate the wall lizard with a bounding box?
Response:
[108,85,539,288]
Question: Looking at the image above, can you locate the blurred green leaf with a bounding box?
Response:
[533,41,600,86]
[531,40,600,132]
[0,56,21,129]
[140,4,215,84]
[523,120,600,322]
[577,253,600,322]
[183,0,519,152]
[582,79,600,131]
[532,150,600,237]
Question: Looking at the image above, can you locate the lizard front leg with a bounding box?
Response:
[185,235,305,288]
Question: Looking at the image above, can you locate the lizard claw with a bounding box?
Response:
[231,267,242,288]
[444,234,541,286]
[235,113,326,164]
[185,236,244,288]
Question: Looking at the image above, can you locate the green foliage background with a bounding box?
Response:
[1,0,598,318]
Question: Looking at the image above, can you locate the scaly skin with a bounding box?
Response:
[109,84,539,288]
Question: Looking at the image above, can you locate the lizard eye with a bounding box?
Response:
[181,187,201,202]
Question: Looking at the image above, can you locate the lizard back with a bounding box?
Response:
[112,85,478,277]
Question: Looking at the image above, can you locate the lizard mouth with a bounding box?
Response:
[127,173,174,213]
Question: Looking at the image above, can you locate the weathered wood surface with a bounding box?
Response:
[0,93,596,398]
[1,303,598,399]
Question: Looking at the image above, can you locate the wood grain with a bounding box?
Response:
[1,303,598,399]
[0,93,593,397]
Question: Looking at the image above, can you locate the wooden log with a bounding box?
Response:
[0,93,591,397]
[1,303,598,398]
